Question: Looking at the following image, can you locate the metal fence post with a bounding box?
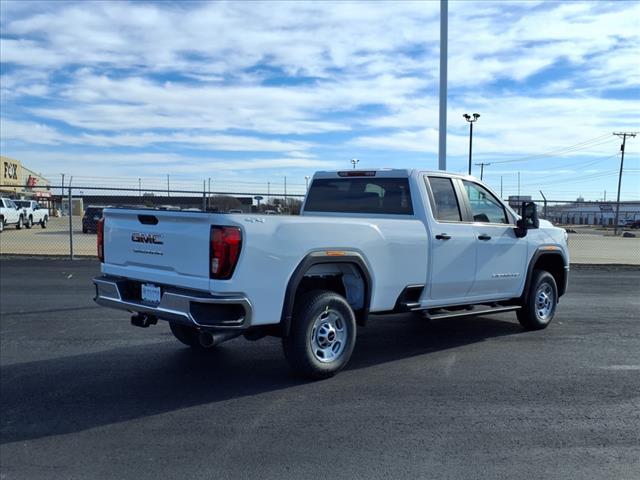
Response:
[68,185,74,260]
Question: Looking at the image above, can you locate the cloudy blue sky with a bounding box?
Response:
[1,0,639,199]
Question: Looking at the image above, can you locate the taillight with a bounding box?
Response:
[210,226,242,279]
[97,217,105,262]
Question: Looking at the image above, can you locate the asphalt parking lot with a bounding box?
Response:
[1,259,639,479]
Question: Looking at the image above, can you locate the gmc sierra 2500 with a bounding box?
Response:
[94,169,569,378]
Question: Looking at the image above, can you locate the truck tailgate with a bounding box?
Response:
[102,208,216,290]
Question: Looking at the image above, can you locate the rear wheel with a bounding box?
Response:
[0,218,4,233]
[517,270,558,330]
[282,289,356,379]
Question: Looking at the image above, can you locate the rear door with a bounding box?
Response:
[424,175,477,303]
[459,180,527,298]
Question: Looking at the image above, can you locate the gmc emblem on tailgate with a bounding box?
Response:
[131,232,164,245]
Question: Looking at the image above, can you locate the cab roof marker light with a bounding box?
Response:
[337,171,377,177]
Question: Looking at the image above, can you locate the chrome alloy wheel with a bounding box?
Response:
[535,283,554,321]
[310,308,348,363]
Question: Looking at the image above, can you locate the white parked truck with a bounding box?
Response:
[94,170,569,378]
[14,200,49,229]
[0,197,25,232]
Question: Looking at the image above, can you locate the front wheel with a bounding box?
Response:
[41,216,48,228]
[26,216,33,229]
[0,218,4,233]
[517,270,558,330]
[282,289,357,379]
[16,216,23,230]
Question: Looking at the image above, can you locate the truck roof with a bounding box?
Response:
[313,169,477,180]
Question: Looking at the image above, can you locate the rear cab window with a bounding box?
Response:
[305,177,413,215]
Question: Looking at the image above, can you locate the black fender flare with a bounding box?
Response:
[280,251,372,336]
[522,247,569,303]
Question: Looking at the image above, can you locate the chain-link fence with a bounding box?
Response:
[1,183,639,264]
[0,183,304,258]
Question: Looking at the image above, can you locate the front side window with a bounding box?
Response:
[427,176,462,221]
[462,181,508,224]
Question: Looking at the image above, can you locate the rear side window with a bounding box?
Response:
[427,177,462,221]
[305,178,413,215]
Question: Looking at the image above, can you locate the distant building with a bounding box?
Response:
[549,201,640,225]
[0,156,52,205]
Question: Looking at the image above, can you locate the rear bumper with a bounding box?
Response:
[93,275,252,330]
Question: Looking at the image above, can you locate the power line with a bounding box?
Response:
[488,134,616,165]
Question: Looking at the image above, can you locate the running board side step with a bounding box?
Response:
[424,305,521,321]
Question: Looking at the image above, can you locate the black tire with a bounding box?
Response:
[0,218,4,233]
[169,322,205,349]
[282,289,357,379]
[41,216,48,228]
[16,216,23,230]
[26,216,33,229]
[517,270,558,331]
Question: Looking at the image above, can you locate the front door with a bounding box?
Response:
[460,180,528,298]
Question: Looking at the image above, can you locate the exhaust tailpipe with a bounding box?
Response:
[198,330,242,348]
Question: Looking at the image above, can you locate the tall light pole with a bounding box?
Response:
[463,113,480,175]
[438,0,448,171]
[351,158,359,169]
[304,176,310,190]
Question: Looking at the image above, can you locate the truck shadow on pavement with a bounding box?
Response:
[0,314,522,444]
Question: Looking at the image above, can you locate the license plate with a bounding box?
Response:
[141,283,161,304]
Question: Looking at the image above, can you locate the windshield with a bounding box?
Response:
[14,201,30,208]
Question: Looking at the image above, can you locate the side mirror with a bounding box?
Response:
[514,201,539,238]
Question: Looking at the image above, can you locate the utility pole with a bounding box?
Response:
[500,176,503,198]
[539,190,548,218]
[284,176,287,212]
[517,172,520,197]
[60,174,65,210]
[138,178,142,199]
[438,0,448,171]
[351,158,359,169]
[613,132,636,235]
[305,176,310,191]
[463,113,480,175]
[474,162,490,180]
[167,174,170,198]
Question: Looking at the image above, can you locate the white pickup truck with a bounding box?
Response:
[94,169,569,378]
[0,197,24,232]
[14,200,49,229]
